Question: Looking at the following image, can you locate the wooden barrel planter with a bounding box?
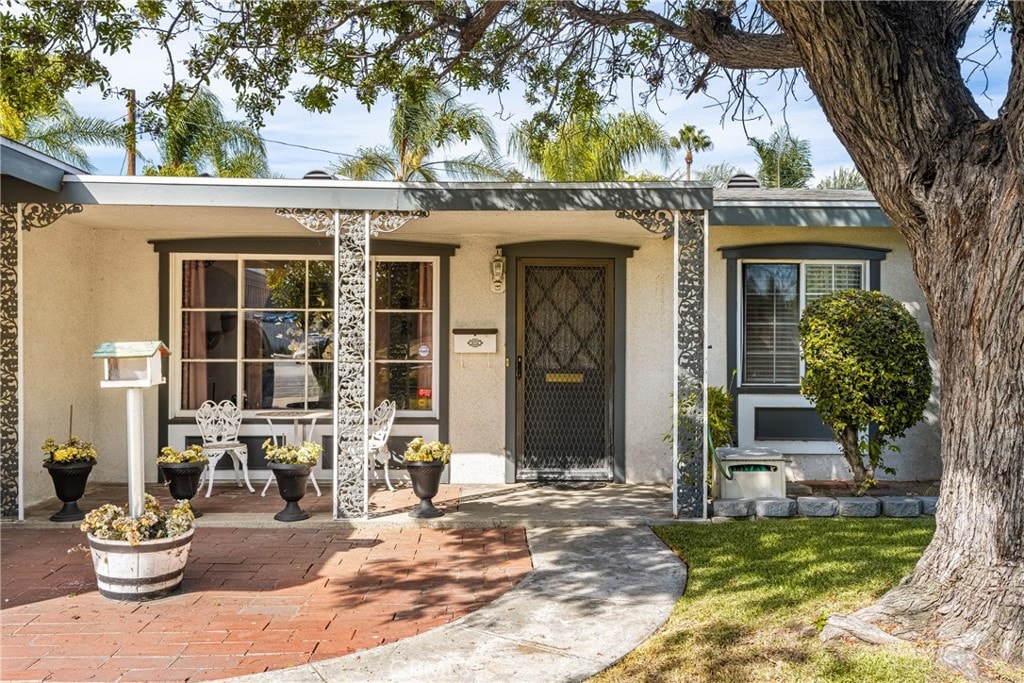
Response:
[87,528,194,601]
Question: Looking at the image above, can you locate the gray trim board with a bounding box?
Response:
[500,241,634,484]
[719,243,890,261]
[50,177,714,212]
[710,205,891,228]
[151,238,458,256]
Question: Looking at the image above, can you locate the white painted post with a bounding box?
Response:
[125,387,145,518]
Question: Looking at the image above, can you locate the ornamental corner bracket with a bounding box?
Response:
[1,203,84,231]
[275,208,429,236]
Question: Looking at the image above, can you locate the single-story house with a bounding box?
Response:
[0,137,940,520]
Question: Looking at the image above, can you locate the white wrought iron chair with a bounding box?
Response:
[369,400,397,491]
[195,400,255,497]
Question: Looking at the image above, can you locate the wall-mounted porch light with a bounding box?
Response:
[490,249,506,293]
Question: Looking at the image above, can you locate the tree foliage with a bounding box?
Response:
[669,124,714,181]
[508,107,671,181]
[749,125,813,188]
[816,166,868,189]
[799,290,932,492]
[334,76,515,181]
[695,162,742,187]
[3,98,125,172]
[142,86,269,178]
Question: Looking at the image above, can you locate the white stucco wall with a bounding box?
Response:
[17,206,941,510]
[21,221,165,508]
[709,225,941,483]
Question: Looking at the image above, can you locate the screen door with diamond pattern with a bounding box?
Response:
[516,259,614,480]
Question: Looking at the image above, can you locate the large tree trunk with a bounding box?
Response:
[763,1,1024,665]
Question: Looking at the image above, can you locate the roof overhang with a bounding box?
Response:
[0,137,86,195]
[28,175,715,212]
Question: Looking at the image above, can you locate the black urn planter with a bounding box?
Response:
[158,461,207,517]
[43,461,94,521]
[269,463,312,522]
[406,462,446,519]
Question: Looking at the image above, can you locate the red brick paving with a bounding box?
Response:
[1,526,532,681]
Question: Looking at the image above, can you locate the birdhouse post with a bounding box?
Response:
[93,342,170,518]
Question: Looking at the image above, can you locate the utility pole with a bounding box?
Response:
[125,89,136,176]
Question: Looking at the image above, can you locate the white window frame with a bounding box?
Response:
[737,258,868,388]
[169,253,441,420]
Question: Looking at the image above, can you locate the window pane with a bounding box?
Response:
[181,362,237,410]
[805,263,863,305]
[375,363,432,411]
[374,312,433,360]
[244,311,302,359]
[743,264,799,384]
[308,260,333,309]
[308,362,332,408]
[300,312,334,361]
[375,261,433,310]
[245,260,307,309]
[181,312,238,359]
[182,260,236,308]
[243,361,305,409]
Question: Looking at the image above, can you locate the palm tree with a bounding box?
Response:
[509,108,671,182]
[816,166,867,189]
[335,81,515,181]
[144,86,269,178]
[3,98,125,172]
[669,125,714,181]
[695,162,741,188]
[749,126,814,188]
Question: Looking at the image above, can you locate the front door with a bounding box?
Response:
[515,258,614,480]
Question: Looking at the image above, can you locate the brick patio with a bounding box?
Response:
[1,524,531,681]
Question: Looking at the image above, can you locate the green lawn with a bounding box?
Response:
[592,518,965,683]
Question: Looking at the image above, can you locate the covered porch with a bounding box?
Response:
[1,137,712,522]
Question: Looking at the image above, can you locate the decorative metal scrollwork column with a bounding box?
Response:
[0,202,85,518]
[333,211,371,517]
[619,208,708,518]
[277,208,428,518]
[0,204,20,517]
[673,210,708,518]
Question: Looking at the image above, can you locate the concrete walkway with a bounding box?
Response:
[228,526,686,683]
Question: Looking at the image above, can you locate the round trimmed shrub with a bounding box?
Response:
[799,289,931,492]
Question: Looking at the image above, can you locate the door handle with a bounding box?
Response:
[516,356,523,380]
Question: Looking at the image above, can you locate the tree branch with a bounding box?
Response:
[562,2,803,70]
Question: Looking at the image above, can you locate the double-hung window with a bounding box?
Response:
[742,261,864,385]
[173,254,439,417]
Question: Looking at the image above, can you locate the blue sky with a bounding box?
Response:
[65,14,1010,182]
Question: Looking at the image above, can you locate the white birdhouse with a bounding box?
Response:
[93,341,170,388]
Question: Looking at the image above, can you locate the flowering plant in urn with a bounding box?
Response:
[262,439,322,466]
[41,436,98,464]
[402,438,452,464]
[157,445,207,464]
